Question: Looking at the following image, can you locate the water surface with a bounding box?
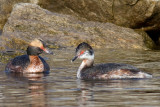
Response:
[0,48,160,107]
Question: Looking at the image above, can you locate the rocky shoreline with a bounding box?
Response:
[1,0,160,50]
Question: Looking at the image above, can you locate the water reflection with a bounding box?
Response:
[5,72,48,81]
[5,72,48,107]
[0,48,160,106]
[76,78,156,107]
[28,82,47,107]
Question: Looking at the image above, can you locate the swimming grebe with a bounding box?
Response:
[71,42,152,79]
[5,39,53,73]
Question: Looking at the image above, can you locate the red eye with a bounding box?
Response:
[80,50,84,55]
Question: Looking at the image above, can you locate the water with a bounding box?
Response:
[0,48,160,107]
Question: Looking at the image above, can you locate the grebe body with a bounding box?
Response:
[72,42,152,80]
[5,39,52,73]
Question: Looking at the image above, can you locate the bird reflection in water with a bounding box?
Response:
[76,79,147,107]
[5,72,48,107]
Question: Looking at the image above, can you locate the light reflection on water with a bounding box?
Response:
[0,48,160,106]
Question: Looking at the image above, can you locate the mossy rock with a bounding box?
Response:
[0,51,24,63]
[1,36,28,50]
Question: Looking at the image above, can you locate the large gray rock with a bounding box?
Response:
[38,0,160,45]
[0,0,31,30]
[38,0,160,30]
[42,0,160,29]
[1,3,154,50]
[1,0,160,31]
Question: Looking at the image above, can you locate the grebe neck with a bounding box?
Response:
[77,59,94,79]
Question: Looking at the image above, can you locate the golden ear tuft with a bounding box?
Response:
[30,38,43,47]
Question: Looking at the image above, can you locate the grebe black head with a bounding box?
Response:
[72,42,94,62]
[71,42,152,80]
[27,39,53,55]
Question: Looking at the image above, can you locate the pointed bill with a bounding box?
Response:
[71,56,78,62]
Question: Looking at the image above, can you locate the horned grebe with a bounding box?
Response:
[5,39,53,73]
[71,42,152,80]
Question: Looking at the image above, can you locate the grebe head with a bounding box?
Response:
[72,42,94,62]
[27,39,53,55]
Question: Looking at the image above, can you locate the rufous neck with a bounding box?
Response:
[29,55,40,63]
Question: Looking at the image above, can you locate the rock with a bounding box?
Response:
[1,0,160,46]
[1,0,160,31]
[1,3,155,50]
[38,0,160,46]
[0,0,31,30]
[39,0,160,31]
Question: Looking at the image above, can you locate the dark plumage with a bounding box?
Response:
[72,42,152,80]
[5,39,52,73]
[5,55,50,73]
[76,42,93,54]
[80,63,141,79]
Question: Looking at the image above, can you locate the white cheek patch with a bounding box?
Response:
[79,51,94,60]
